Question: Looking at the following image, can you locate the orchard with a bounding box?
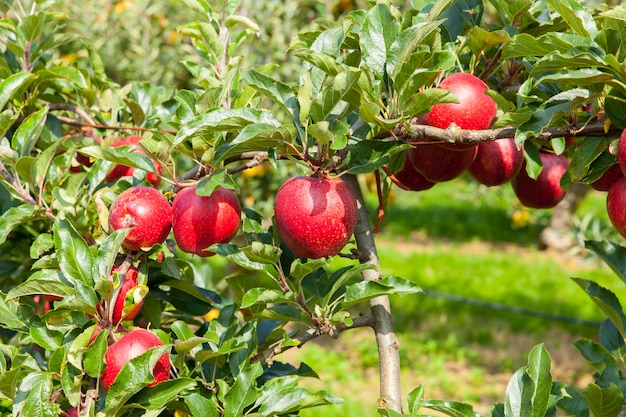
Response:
[2,0,626,416]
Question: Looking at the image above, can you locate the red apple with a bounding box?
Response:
[408,141,477,183]
[607,177,626,238]
[511,152,569,209]
[591,164,623,192]
[469,138,524,186]
[111,264,144,324]
[64,408,79,417]
[101,329,170,391]
[108,186,172,251]
[105,136,162,187]
[172,186,242,257]
[616,129,626,177]
[428,72,497,131]
[389,154,436,191]
[274,176,357,259]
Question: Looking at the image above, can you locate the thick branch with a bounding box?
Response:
[344,174,403,413]
[252,312,374,365]
[401,118,622,145]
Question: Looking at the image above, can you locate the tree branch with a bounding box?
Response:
[400,118,622,145]
[344,174,403,413]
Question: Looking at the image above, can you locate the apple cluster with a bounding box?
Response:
[391,73,573,210]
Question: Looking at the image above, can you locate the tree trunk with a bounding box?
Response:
[345,174,403,413]
[539,182,590,251]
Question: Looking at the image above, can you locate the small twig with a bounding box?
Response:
[54,117,177,135]
[0,160,38,205]
[373,170,385,234]
[48,103,97,126]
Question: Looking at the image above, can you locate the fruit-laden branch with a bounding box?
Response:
[344,174,404,414]
[398,118,622,144]
[253,312,375,365]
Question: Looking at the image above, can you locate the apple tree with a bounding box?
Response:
[1,0,626,416]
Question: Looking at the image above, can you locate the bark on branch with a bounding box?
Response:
[400,118,621,145]
[345,174,403,413]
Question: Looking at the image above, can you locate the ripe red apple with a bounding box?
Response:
[105,136,162,187]
[511,152,569,209]
[607,177,626,239]
[64,408,79,417]
[111,264,144,324]
[616,129,626,177]
[407,141,477,183]
[591,164,623,192]
[428,72,497,131]
[389,154,436,191]
[101,329,170,391]
[172,186,242,257]
[274,176,357,259]
[469,138,524,186]
[108,186,172,251]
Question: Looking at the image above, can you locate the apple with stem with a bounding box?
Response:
[172,186,242,257]
[108,186,172,251]
[101,329,170,391]
[274,175,357,259]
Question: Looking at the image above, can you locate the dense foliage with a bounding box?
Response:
[2,0,626,416]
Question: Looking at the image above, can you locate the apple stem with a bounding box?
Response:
[344,174,403,413]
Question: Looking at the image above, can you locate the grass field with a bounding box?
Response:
[284,176,625,416]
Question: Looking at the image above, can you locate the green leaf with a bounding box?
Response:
[0,291,31,332]
[83,328,108,378]
[12,106,48,157]
[310,69,361,123]
[13,372,60,417]
[38,65,88,89]
[421,399,479,417]
[92,228,130,281]
[0,72,33,111]
[343,276,422,308]
[127,378,196,410]
[346,140,412,174]
[196,169,239,195]
[212,123,293,164]
[571,278,626,339]
[223,362,263,417]
[547,0,597,37]
[54,217,94,285]
[257,385,343,415]
[212,244,272,273]
[243,70,297,116]
[388,21,445,81]
[6,269,73,300]
[79,144,156,173]
[0,204,42,247]
[295,50,343,77]
[174,108,280,146]
[184,390,221,417]
[322,263,376,307]
[583,384,624,417]
[241,288,294,309]
[360,4,398,77]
